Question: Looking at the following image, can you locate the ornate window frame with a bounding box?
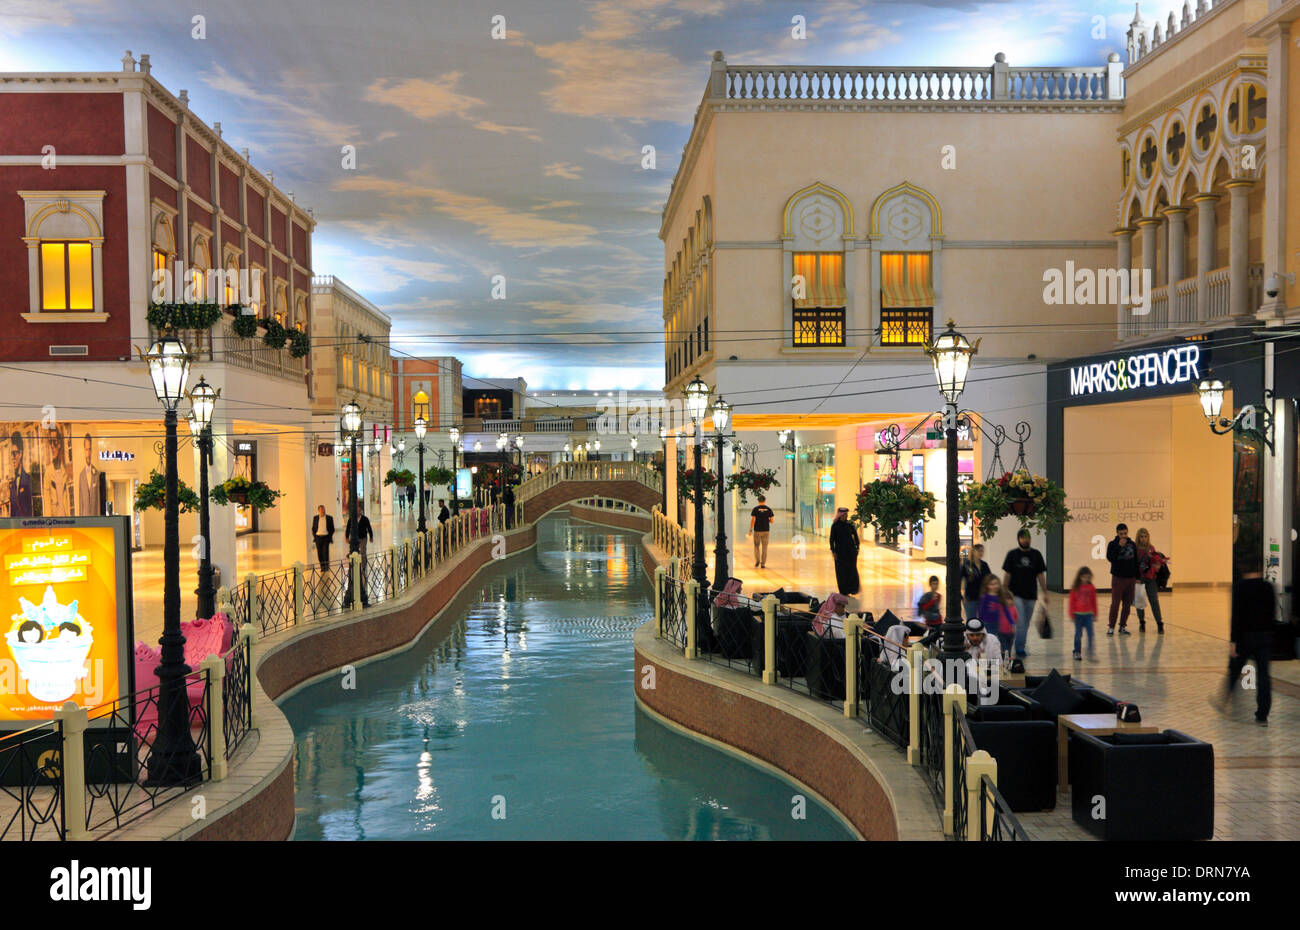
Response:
[780,182,856,349]
[868,181,943,350]
[20,190,108,322]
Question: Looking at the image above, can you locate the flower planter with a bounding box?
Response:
[1009,497,1036,517]
[227,490,249,506]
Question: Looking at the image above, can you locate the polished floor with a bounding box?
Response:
[698,517,1300,841]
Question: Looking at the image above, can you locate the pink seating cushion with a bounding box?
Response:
[181,614,234,668]
[132,641,162,736]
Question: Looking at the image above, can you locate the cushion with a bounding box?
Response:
[1107,731,1175,746]
[181,617,229,668]
[1030,669,1085,717]
[872,609,902,637]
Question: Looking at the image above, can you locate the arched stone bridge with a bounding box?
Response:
[516,462,663,523]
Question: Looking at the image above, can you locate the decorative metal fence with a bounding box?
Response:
[365,549,392,605]
[227,579,250,628]
[918,683,946,804]
[658,572,689,648]
[222,635,253,759]
[0,720,65,841]
[861,643,910,750]
[952,707,974,841]
[257,568,295,635]
[84,670,212,834]
[980,774,1030,841]
[303,559,350,619]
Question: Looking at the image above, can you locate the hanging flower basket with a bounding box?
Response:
[853,474,936,543]
[424,466,454,488]
[211,476,281,512]
[384,468,416,488]
[726,467,781,505]
[134,470,200,513]
[263,319,289,349]
[961,470,1070,539]
[288,329,311,358]
[146,302,223,333]
[677,465,716,508]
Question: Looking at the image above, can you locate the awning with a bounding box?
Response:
[793,252,847,309]
[880,253,936,308]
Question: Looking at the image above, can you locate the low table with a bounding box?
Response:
[1057,713,1158,794]
[999,673,1027,690]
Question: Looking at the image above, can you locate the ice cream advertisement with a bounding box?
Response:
[0,520,128,721]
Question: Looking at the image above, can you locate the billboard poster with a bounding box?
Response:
[0,421,107,518]
[0,516,133,723]
[456,467,472,501]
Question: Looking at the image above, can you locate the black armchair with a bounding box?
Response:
[1068,729,1214,840]
[1008,683,1119,721]
[749,612,813,679]
[967,716,1058,812]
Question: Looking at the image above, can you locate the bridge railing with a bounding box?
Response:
[516,461,663,502]
[651,505,696,563]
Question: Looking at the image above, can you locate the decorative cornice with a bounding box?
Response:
[1118,54,1268,138]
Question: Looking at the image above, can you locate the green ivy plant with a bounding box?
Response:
[263,318,289,349]
[146,302,223,332]
[210,475,281,512]
[288,328,311,358]
[134,470,201,513]
[231,312,260,338]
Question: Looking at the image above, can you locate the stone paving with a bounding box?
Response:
[689,517,1300,841]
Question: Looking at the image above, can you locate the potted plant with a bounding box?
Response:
[384,468,416,488]
[853,473,936,546]
[210,475,281,512]
[263,318,289,349]
[146,302,223,333]
[231,311,260,338]
[726,467,780,505]
[501,463,524,486]
[677,465,715,507]
[289,328,311,358]
[134,470,200,513]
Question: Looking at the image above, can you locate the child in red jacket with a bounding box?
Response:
[1069,566,1098,660]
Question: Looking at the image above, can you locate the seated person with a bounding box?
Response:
[811,592,850,639]
[878,621,911,671]
[963,618,1002,706]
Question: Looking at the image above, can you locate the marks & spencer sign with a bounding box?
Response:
[1069,344,1203,397]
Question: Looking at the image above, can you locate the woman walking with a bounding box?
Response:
[1134,527,1168,634]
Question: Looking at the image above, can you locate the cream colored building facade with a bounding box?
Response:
[662,1,1300,598]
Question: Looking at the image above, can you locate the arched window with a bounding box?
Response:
[869,182,942,346]
[274,281,287,324]
[295,295,307,331]
[782,182,853,347]
[21,193,107,317]
[190,235,211,302]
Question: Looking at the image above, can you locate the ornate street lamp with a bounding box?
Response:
[341,399,363,606]
[711,395,732,592]
[413,416,428,532]
[449,426,461,513]
[496,432,508,501]
[630,435,638,462]
[1196,375,1275,451]
[925,320,979,677]
[515,434,525,469]
[563,442,571,462]
[683,375,712,593]
[187,376,220,620]
[143,333,200,785]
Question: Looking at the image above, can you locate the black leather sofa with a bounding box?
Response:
[749,612,813,679]
[1068,729,1214,840]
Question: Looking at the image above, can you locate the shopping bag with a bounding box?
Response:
[1033,600,1053,639]
[1133,582,1148,611]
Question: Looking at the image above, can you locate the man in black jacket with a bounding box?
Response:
[344,506,375,607]
[1225,570,1275,724]
[1105,523,1139,635]
[829,507,860,595]
[311,504,335,570]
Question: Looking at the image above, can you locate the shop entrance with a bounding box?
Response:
[233,440,258,535]
[106,477,142,550]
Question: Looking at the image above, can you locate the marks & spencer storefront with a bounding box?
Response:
[1046,328,1299,614]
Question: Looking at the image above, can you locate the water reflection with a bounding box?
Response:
[285,515,851,841]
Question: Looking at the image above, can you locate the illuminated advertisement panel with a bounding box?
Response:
[456,467,472,501]
[0,516,133,724]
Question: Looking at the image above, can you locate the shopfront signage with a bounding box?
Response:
[1068,344,1202,397]
[317,442,335,457]
[98,450,134,462]
[235,440,257,455]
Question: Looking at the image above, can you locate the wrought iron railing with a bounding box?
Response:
[227,579,250,628]
[861,638,910,750]
[257,568,295,635]
[222,634,253,759]
[952,706,974,841]
[980,774,1030,841]
[658,572,689,648]
[918,683,945,804]
[84,669,212,834]
[303,559,350,619]
[0,720,65,841]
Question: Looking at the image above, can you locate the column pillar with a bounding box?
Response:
[1259,21,1290,320]
[1137,218,1161,328]
[1191,194,1219,322]
[207,406,237,594]
[665,437,680,525]
[1113,225,1134,334]
[1226,179,1253,317]
[1164,205,1188,286]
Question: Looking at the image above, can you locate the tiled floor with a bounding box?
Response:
[692,518,1300,841]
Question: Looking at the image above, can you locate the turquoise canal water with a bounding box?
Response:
[283,515,854,840]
